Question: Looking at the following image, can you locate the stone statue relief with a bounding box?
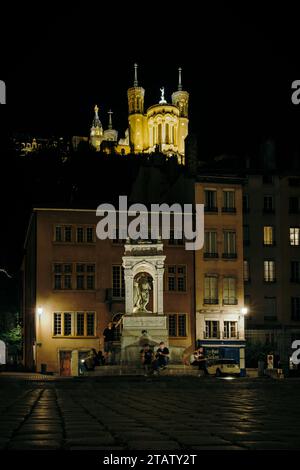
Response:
[133,274,152,313]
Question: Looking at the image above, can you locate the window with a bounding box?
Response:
[76,275,84,290]
[224,321,237,339]
[55,225,95,243]
[291,261,300,282]
[55,226,62,242]
[223,231,237,258]
[290,227,300,246]
[54,225,72,242]
[243,194,249,212]
[204,189,217,212]
[53,263,94,290]
[222,190,236,212]
[87,312,95,336]
[204,275,218,304]
[205,321,219,339]
[244,260,250,282]
[264,226,275,246]
[112,265,125,298]
[168,314,187,337]
[264,260,276,282]
[223,277,237,305]
[76,227,84,243]
[53,312,96,337]
[64,226,72,242]
[86,227,94,243]
[243,225,250,245]
[53,263,72,290]
[76,312,84,336]
[76,264,95,290]
[64,313,72,336]
[177,266,186,291]
[264,297,277,322]
[263,195,274,213]
[204,231,218,257]
[166,265,187,292]
[86,264,95,290]
[291,297,300,321]
[289,197,299,214]
[53,313,62,335]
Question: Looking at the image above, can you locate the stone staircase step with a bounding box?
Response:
[85,365,199,377]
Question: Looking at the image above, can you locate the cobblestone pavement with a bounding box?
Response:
[0,375,300,450]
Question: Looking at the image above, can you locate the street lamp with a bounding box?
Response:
[240,307,248,316]
[37,307,44,316]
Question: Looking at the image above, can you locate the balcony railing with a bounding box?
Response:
[203,331,220,339]
[223,298,238,305]
[204,206,218,213]
[203,298,219,305]
[204,331,240,340]
[222,253,237,259]
[222,207,236,213]
[203,252,219,259]
[223,331,239,339]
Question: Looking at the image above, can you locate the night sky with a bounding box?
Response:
[1,3,300,156]
[1,2,300,304]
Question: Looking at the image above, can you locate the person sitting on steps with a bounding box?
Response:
[152,342,169,373]
[140,344,154,376]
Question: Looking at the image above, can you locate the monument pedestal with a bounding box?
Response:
[121,314,168,365]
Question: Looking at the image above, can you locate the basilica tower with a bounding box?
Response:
[172,68,189,160]
[90,104,103,151]
[127,64,146,152]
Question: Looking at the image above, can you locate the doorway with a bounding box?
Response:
[59,351,71,376]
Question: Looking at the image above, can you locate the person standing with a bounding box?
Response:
[103,317,122,364]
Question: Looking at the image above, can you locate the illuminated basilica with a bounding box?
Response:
[90,65,189,165]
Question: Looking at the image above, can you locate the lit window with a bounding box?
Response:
[204,231,218,257]
[223,277,237,305]
[290,228,300,246]
[223,231,236,258]
[223,190,236,212]
[204,275,218,304]
[53,313,62,336]
[224,321,237,339]
[205,321,219,338]
[264,226,275,246]
[264,260,276,282]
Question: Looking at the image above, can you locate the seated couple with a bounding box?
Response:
[140,342,169,376]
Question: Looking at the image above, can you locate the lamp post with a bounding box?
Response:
[36,306,43,373]
[239,307,248,377]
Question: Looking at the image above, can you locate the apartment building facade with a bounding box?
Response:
[22,208,195,375]
[195,176,247,375]
[243,173,300,365]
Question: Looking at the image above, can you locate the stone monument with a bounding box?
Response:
[121,239,169,364]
